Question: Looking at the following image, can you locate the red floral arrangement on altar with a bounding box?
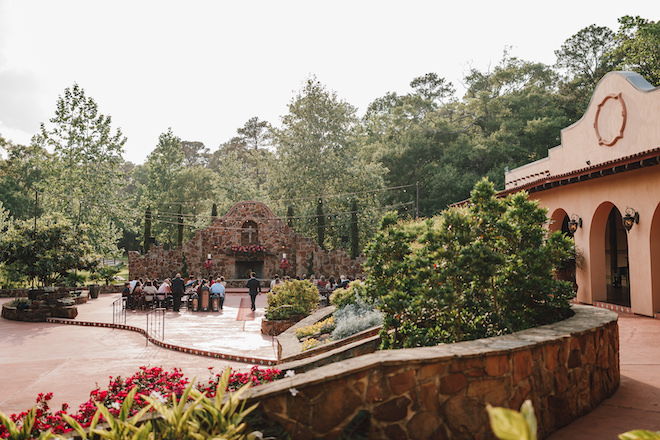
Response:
[280,257,290,271]
[204,259,213,269]
[230,244,266,254]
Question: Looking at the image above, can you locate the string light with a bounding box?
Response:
[33,185,416,233]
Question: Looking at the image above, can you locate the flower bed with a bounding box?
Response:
[0,365,282,439]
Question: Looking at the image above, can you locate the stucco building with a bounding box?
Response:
[504,71,660,317]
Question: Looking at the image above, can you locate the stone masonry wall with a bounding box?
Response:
[129,201,365,280]
[244,306,619,439]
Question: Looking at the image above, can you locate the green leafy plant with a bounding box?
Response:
[0,407,53,440]
[94,264,124,286]
[364,179,576,349]
[266,280,319,320]
[487,400,537,440]
[487,400,660,440]
[64,271,87,287]
[619,431,660,439]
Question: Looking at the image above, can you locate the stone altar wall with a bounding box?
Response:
[129,201,365,280]
[244,306,619,439]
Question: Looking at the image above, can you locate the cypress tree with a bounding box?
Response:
[317,197,325,250]
[350,199,359,259]
[144,206,152,253]
[177,205,184,248]
[287,206,294,228]
[211,203,218,223]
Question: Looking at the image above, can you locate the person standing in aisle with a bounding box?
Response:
[171,273,185,312]
[246,272,261,311]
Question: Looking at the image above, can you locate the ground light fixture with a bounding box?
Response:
[623,207,639,232]
[568,214,582,234]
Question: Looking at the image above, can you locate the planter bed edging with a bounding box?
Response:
[245,305,619,440]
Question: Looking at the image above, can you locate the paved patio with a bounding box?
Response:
[1,294,660,438]
[0,291,275,415]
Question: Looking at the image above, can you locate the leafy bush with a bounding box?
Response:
[266,280,319,320]
[329,280,367,308]
[363,179,575,349]
[295,316,335,340]
[332,302,383,340]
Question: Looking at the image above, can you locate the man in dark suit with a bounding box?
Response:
[171,273,185,312]
[246,272,261,311]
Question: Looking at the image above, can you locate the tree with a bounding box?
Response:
[554,24,617,121]
[554,24,617,83]
[350,199,359,259]
[211,203,218,222]
[363,179,575,349]
[316,198,325,249]
[0,139,49,220]
[177,205,184,248]
[232,117,272,190]
[237,116,271,151]
[610,15,660,86]
[37,83,126,256]
[0,214,98,286]
[270,76,386,244]
[181,141,210,167]
[144,206,152,252]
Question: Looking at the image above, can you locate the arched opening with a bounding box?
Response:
[549,209,570,234]
[550,209,575,286]
[650,203,660,313]
[605,206,630,306]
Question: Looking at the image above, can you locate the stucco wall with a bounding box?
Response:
[245,306,619,439]
[533,165,660,316]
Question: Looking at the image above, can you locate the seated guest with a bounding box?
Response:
[210,277,226,310]
[143,280,157,308]
[121,282,131,308]
[335,275,349,290]
[157,278,170,308]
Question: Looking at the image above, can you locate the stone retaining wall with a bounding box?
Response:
[1,290,78,322]
[245,305,619,439]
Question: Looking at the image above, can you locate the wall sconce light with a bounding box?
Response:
[623,207,639,232]
[568,214,582,234]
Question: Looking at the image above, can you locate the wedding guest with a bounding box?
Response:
[157,278,170,308]
[246,272,261,311]
[171,273,185,312]
[210,277,226,310]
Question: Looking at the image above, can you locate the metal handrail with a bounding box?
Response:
[112,297,126,325]
[146,308,166,345]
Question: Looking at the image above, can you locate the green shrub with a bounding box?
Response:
[266,280,319,320]
[364,178,575,349]
[330,280,367,308]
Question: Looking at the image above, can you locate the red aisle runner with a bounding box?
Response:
[236,298,255,321]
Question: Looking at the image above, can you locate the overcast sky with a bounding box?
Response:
[0,0,658,164]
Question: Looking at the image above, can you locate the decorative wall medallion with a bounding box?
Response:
[593,93,627,146]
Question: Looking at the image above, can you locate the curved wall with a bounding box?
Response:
[246,305,619,439]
